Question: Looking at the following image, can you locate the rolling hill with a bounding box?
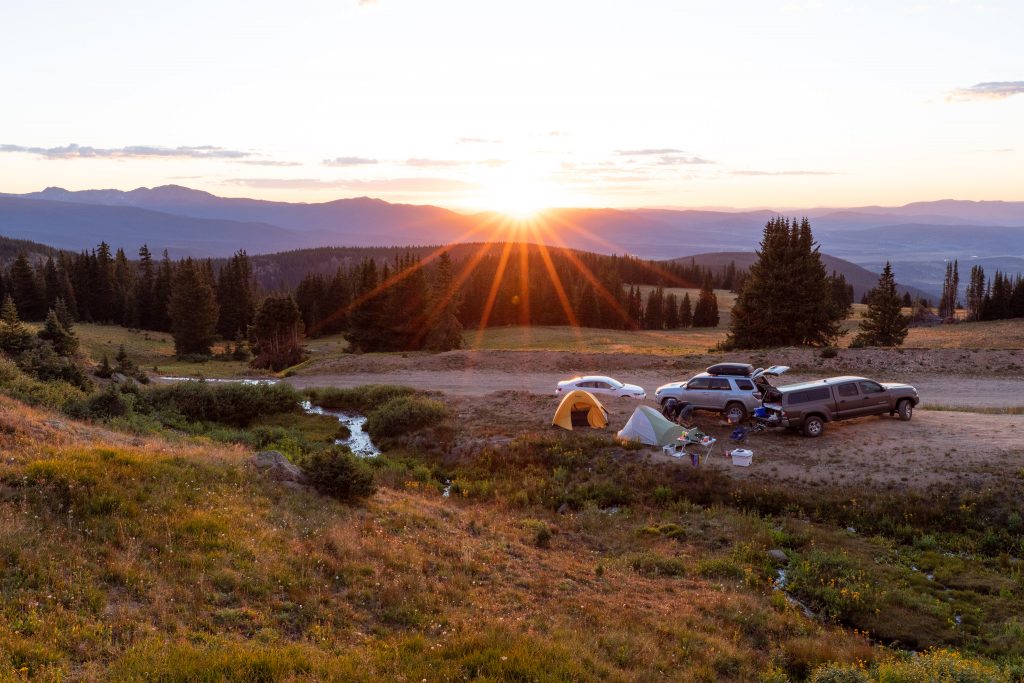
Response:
[3,185,1024,295]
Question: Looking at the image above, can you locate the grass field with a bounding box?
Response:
[47,324,264,379]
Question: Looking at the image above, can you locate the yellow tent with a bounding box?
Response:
[552,390,609,430]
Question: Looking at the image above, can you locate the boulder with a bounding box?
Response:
[250,450,308,484]
[768,548,788,563]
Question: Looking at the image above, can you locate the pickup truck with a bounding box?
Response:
[764,375,920,437]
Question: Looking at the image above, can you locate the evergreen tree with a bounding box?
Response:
[965,265,986,322]
[0,294,35,356]
[726,217,842,348]
[664,292,680,329]
[37,308,79,356]
[92,242,117,323]
[133,244,156,329]
[168,258,219,356]
[644,287,665,329]
[152,251,175,332]
[113,247,134,325]
[691,277,719,328]
[939,260,959,319]
[251,295,304,370]
[679,293,692,328]
[53,297,75,330]
[851,262,908,347]
[901,292,913,308]
[9,252,45,320]
[216,250,256,339]
[425,251,463,351]
[345,259,386,352]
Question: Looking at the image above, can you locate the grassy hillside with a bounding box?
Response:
[0,378,1021,681]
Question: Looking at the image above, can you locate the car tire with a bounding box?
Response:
[897,399,913,421]
[802,415,825,438]
[724,402,747,423]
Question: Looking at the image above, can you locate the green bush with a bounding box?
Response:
[302,446,376,502]
[628,552,686,577]
[304,384,416,413]
[364,396,448,439]
[138,381,301,426]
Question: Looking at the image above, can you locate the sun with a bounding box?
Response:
[478,169,561,222]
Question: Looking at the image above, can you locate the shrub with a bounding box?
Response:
[820,346,839,359]
[302,446,376,502]
[628,552,686,577]
[304,384,416,413]
[80,385,133,420]
[364,396,448,439]
[138,381,301,426]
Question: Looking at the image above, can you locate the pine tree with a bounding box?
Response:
[425,251,463,351]
[37,308,79,357]
[251,295,304,370]
[965,265,986,322]
[664,292,680,329]
[9,252,45,320]
[53,298,75,330]
[851,262,908,347]
[726,217,843,348]
[133,245,156,329]
[644,287,664,329]
[679,293,692,328]
[939,260,959,319]
[168,258,219,356]
[93,242,117,323]
[691,277,719,328]
[0,294,35,356]
[216,250,256,339]
[345,259,385,352]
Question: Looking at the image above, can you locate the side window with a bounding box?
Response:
[686,377,710,390]
[709,378,731,390]
[735,379,754,391]
[787,387,832,405]
[578,381,593,388]
[837,383,859,398]
[858,381,883,394]
[595,382,610,390]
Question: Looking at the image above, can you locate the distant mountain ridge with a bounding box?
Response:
[3,185,1024,296]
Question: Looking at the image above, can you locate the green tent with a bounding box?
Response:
[616,405,685,447]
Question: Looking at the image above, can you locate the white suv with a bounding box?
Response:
[655,364,789,423]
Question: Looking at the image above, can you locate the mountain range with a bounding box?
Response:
[2,185,1023,297]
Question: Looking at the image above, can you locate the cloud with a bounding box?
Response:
[358,0,375,5]
[656,155,715,165]
[322,156,378,166]
[456,137,501,144]
[228,177,479,192]
[731,169,838,176]
[0,143,250,160]
[238,159,302,167]
[615,148,684,156]
[949,81,1024,101]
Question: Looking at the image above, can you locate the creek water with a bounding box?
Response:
[159,376,380,457]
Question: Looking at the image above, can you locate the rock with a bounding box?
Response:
[110,372,134,385]
[557,503,571,515]
[768,549,788,563]
[250,450,308,484]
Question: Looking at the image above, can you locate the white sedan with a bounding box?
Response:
[555,375,646,400]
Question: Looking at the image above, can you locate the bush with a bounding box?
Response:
[302,446,376,502]
[364,396,448,439]
[137,381,301,426]
[820,346,839,359]
[79,385,133,420]
[304,384,416,413]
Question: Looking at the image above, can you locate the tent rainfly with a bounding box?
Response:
[617,405,685,447]
[552,390,609,430]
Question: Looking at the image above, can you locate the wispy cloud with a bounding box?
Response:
[731,169,838,176]
[456,137,501,145]
[615,148,683,156]
[656,155,714,165]
[228,177,479,192]
[0,143,251,160]
[238,159,302,167]
[322,156,378,166]
[948,81,1024,101]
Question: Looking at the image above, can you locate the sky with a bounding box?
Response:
[2,0,1022,213]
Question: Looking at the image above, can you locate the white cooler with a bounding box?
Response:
[729,449,753,467]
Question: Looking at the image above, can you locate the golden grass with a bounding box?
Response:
[0,395,884,681]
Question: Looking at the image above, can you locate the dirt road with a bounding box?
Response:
[285,370,1024,410]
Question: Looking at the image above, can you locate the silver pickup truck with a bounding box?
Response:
[764,375,920,437]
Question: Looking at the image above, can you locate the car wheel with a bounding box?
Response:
[897,399,913,421]
[724,402,747,423]
[802,415,825,438]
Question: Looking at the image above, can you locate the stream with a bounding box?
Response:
[159,376,380,457]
